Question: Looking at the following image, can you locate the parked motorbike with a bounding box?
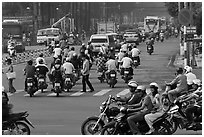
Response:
[2,111,34,135]
[147,44,154,55]
[121,68,133,83]
[64,74,74,92]
[106,70,117,88]
[81,95,120,135]
[100,106,171,135]
[26,77,37,97]
[37,74,48,93]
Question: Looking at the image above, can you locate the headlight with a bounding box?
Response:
[16,42,22,45]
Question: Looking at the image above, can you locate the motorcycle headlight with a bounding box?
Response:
[16,42,22,45]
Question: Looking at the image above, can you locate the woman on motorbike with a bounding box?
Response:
[144,82,169,134]
[126,85,153,135]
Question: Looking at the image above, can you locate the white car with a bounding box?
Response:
[123,32,140,45]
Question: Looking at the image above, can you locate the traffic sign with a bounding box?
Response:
[178,9,193,26]
[186,26,197,42]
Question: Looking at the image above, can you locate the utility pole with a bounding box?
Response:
[33,2,38,45]
[183,2,188,67]
[178,2,184,56]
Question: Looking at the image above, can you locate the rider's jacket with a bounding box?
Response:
[35,64,49,77]
[169,74,188,92]
[121,57,132,68]
[24,65,36,78]
[106,59,117,71]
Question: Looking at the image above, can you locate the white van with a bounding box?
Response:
[37,28,61,45]
[89,34,115,54]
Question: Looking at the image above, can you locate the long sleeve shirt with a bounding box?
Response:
[81,59,90,76]
[169,74,188,92]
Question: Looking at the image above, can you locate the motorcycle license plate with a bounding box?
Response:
[134,60,137,63]
[55,83,60,86]
[124,71,129,74]
[39,79,44,82]
[110,74,116,77]
[27,83,33,86]
[66,78,71,81]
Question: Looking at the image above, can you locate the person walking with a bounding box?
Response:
[5,58,16,93]
[81,55,94,92]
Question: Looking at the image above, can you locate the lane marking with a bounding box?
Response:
[70,91,84,96]
[93,89,112,96]
[116,89,129,96]
[24,89,47,97]
[47,92,66,96]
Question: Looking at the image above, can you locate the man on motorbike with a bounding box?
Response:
[51,59,64,91]
[68,47,76,61]
[146,37,154,51]
[2,86,12,121]
[116,81,143,105]
[62,58,76,85]
[126,85,153,135]
[36,53,46,65]
[121,53,133,76]
[179,79,202,129]
[24,60,38,92]
[53,44,62,61]
[130,44,141,65]
[165,67,188,103]
[121,42,128,53]
[116,49,125,69]
[7,36,16,57]
[105,55,117,80]
[184,66,197,90]
[35,59,49,87]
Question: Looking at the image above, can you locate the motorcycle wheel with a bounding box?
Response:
[154,122,171,135]
[167,118,179,134]
[12,122,31,135]
[100,126,120,135]
[81,116,104,135]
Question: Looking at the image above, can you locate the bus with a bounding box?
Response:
[37,28,62,45]
[2,19,26,53]
[144,16,160,33]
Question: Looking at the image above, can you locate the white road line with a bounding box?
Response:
[24,90,43,97]
[93,89,112,96]
[116,89,129,96]
[70,91,84,96]
[47,92,66,96]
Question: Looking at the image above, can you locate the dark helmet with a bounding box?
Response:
[39,53,44,57]
[176,67,183,74]
[39,59,44,64]
[27,59,33,65]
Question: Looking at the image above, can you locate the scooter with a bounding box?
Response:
[37,74,48,93]
[147,44,154,55]
[160,33,164,42]
[106,70,117,88]
[64,74,74,92]
[132,56,140,68]
[97,68,106,83]
[121,68,133,83]
[52,78,62,97]
[26,77,37,97]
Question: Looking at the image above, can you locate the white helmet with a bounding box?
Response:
[193,79,201,86]
[137,85,146,91]
[2,86,5,92]
[128,81,138,88]
[150,82,159,88]
[184,66,192,73]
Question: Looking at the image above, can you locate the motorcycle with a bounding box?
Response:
[142,34,146,42]
[160,33,164,42]
[121,68,133,83]
[97,68,106,83]
[26,77,37,97]
[64,74,74,92]
[52,78,62,97]
[81,95,120,135]
[37,74,48,93]
[100,106,171,135]
[2,111,34,135]
[106,70,117,88]
[132,56,140,68]
[175,33,178,38]
[156,35,160,42]
[147,44,154,55]
[164,99,202,134]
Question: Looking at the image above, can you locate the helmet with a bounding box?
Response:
[27,59,33,65]
[39,59,44,64]
[193,79,201,86]
[55,59,61,64]
[65,57,70,62]
[150,82,159,89]
[184,66,192,73]
[2,86,5,92]
[128,81,138,88]
[176,67,183,74]
[82,43,85,46]
[56,44,60,47]
[39,53,44,57]
[73,53,77,57]
[137,85,146,92]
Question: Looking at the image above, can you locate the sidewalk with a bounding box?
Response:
[174,54,202,80]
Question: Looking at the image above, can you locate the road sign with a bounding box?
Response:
[178,9,193,26]
[186,26,197,42]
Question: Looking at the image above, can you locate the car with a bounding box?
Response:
[123,31,140,45]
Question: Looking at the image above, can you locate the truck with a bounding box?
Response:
[97,22,116,34]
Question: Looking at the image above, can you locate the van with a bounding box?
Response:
[89,34,116,55]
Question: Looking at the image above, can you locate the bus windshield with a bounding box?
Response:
[146,19,158,25]
[37,28,61,36]
[2,25,21,38]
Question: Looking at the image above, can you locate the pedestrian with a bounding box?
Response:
[81,55,94,92]
[5,58,16,93]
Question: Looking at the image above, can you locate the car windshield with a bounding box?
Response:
[91,38,107,43]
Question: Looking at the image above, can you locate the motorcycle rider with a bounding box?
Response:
[23,60,38,92]
[36,53,46,65]
[62,58,76,85]
[35,59,49,87]
[165,67,188,103]
[71,53,81,80]
[146,37,154,51]
[95,52,106,73]
[130,44,141,65]
[7,36,16,57]
[121,42,128,53]
[121,53,133,76]
[116,49,125,69]
[100,44,108,56]
[105,55,117,80]
[53,44,62,61]
[51,59,64,91]
[126,85,153,135]
[116,81,142,105]
[184,66,197,90]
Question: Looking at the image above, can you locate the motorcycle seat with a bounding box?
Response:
[9,111,27,118]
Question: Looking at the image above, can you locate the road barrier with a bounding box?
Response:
[2,47,51,66]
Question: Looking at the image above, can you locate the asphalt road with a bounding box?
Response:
[2,38,202,135]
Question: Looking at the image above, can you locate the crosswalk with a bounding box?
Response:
[7,88,152,97]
